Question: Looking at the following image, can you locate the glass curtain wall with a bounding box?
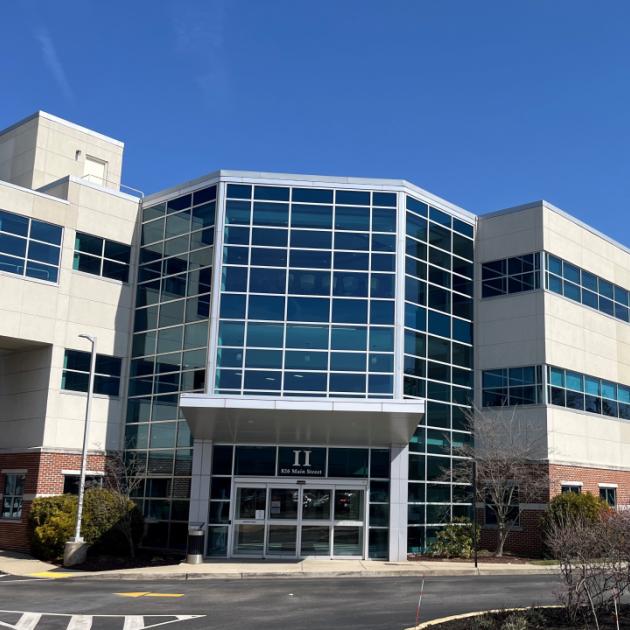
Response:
[403,195,475,552]
[125,184,217,550]
[215,184,397,397]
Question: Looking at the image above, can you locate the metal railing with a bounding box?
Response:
[80,174,144,198]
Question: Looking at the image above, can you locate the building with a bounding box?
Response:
[0,112,139,550]
[0,111,628,560]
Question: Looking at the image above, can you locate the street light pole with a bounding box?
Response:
[72,334,97,543]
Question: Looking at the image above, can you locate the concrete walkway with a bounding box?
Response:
[0,550,558,580]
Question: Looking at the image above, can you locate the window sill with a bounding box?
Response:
[60,389,120,400]
[72,269,129,286]
[0,518,23,524]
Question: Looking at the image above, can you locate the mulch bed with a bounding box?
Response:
[425,605,630,629]
[54,551,184,571]
[409,554,535,564]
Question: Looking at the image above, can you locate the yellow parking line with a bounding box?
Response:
[29,571,75,579]
[114,592,184,598]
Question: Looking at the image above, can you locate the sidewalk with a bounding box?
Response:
[0,551,558,580]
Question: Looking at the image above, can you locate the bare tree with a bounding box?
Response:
[449,405,550,557]
[546,509,630,627]
[102,451,146,558]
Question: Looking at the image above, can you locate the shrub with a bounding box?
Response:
[429,517,476,559]
[29,487,144,561]
[544,491,609,530]
[29,494,77,560]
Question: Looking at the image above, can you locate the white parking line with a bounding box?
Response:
[14,613,41,630]
[0,611,205,630]
[65,615,92,630]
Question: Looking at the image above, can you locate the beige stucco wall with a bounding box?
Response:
[0,176,139,453]
[0,112,124,192]
[475,202,630,472]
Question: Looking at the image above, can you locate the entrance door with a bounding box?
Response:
[231,482,367,559]
[232,486,266,556]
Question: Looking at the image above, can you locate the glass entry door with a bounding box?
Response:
[232,482,367,559]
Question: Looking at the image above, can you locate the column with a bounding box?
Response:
[188,439,213,532]
[388,444,409,561]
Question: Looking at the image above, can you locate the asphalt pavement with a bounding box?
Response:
[0,574,563,629]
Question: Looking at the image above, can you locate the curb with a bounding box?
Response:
[408,605,563,629]
[42,567,558,581]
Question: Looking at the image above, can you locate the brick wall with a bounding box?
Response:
[0,450,107,552]
[479,462,630,557]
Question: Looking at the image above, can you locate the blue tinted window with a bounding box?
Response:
[193,185,217,205]
[582,271,597,291]
[248,295,285,320]
[335,206,370,231]
[0,234,26,257]
[31,220,62,245]
[216,369,242,389]
[373,192,396,207]
[286,325,329,349]
[222,267,247,292]
[225,200,250,225]
[563,263,580,284]
[369,374,393,394]
[291,204,332,229]
[217,348,242,368]
[252,228,287,247]
[245,350,283,369]
[226,184,251,199]
[453,218,474,238]
[224,226,250,244]
[167,194,191,213]
[286,297,330,322]
[372,254,395,271]
[249,268,286,293]
[428,311,450,337]
[252,202,289,226]
[292,188,333,204]
[0,210,29,236]
[218,321,245,346]
[369,327,394,352]
[250,247,287,267]
[548,255,562,275]
[405,303,426,331]
[335,232,370,250]
[336,190,370,205]
[370,274,395,298]
[599,279,614,299]
[406,197,428,216]
[220,294,246,319]
[333,272,368,297]
[224,246,248,265]
[334,251,369,270]
[247,323,284,347]
[332,299,367,323]
[407,214,427,241]
[370,300,394,325]
[372,208,396,232]
[429,207,451,227]
[291,230,331,249]
[289,270,331,295]
[285,350,328,370]
[331,352,366,371]
[330,373,366,393]
[452,318,472,344]
[244,370,281,390]
[369,353,393,372]
[284,371,327,391]
[371,234,396,252]
[27,261,58,282]
[290,250,331,269]
[331,326,367,350]
[254,186,290,201]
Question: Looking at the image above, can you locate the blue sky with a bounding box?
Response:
[3,1,630,242]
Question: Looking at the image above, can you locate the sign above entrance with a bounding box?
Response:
[277,447,326,477]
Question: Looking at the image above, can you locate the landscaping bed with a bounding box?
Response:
[422,605,630,629]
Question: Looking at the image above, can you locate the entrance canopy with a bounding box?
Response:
[179,394,424,447]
